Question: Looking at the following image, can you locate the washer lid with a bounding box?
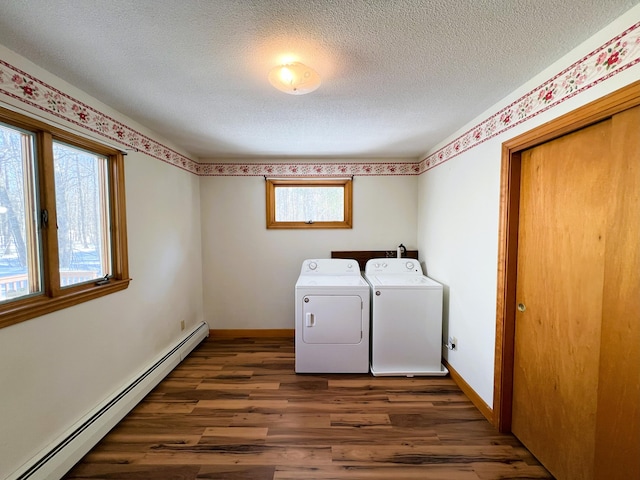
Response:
[365,274,442,288]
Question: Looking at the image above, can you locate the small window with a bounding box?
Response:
[0,107,130,329]
[266,178,352,229]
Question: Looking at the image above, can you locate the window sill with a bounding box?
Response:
[0,278,131,329]
[266,221,353,229]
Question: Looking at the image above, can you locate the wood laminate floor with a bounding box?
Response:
[64,337,553,479]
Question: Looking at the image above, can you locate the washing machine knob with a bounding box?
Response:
[308,261,317,270]
[382,263,387,268]
[406,261,414,270]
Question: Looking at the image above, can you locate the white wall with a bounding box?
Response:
[0,47,204,476]
[417,5,640,407]
[200,174,418,329]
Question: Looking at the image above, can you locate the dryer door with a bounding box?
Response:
[302,295,363,344]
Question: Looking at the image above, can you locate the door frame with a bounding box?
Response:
[493,80,640,433]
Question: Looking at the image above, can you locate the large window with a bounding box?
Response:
[0,107,129,328]
[266,178,352,229]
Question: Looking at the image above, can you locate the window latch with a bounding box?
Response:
[41,209,48,227]
[95,274,110,286]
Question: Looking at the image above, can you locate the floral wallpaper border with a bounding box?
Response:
[0,20,639,177]
[196,161,420,176]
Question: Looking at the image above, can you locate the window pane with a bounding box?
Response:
[0,124,41,302]
[275,186,345,222]
[53,142,111,287]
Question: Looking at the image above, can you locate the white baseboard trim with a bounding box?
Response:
[7,321,209,480]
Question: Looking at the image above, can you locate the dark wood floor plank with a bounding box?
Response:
[63,337,553,480]
[472,461,555,479]
[331,444,520,464]
[97,432,203,446]
[197,465,276,480]
[229,412,331,429]
[265,427,441,446]
[136,444,334,466]
[273,464,482,479]
[200,426,269,444]
[64,463,202,479]
[329,413,391,427]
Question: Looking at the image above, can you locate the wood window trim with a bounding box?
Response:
[0,107,130,329]
[265,178,353,229]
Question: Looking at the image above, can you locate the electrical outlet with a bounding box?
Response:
[180,320,185,331]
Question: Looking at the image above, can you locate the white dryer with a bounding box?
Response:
[295,259,370,373]
[364,258,448,377]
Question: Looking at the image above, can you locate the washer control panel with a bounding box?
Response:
[365,258,423,275]
[300,259,359,275]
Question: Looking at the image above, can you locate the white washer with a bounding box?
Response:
[295,259,370,373]
[364,258,448,377]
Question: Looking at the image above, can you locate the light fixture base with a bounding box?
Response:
[268,62,321,95]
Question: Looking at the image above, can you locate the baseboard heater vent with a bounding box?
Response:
[8,321,209,480]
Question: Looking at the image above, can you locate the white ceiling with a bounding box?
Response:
[0,0,637,161]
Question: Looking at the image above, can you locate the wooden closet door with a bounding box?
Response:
[593,105,640,479]
[512,119,611,480]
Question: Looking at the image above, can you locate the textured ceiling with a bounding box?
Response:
[0,0,637,160]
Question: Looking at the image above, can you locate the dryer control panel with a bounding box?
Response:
[365,258,423,275]
[300,258,359,275]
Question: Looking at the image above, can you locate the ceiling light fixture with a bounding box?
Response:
[268,62,321,95]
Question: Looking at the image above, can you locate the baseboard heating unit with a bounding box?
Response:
[6,321,209,480]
